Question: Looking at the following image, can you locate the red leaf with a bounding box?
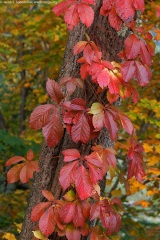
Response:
[20,162,38,183]
[87,162,103,184]
[118,112,133,135]
[59,161,78,190]
[42,190,54,202]
[140,40,152,66]
[121,61,136,82]
[31,202,51,222]
[75,165,93,200]
[52,1,68,16]
[97,68,110,88]
[78,3,94,28]
[108,8,122,31]
[106,212,117,236]
[92,146,117,174]
[42,111,64,148]
[62,149,81,162]
[66,226,81,240]
[108,71,120,95]
[27,161,39,172]
[60,202,75,224]
[125,34,141,59]
[73,41,87,55]
[46,78,64,104]
[104,111,118,141]
[73,202,86,227]
[39,206,56,237]
[5,156,26,166]
[30,104,55,130]
[71,114,90,143]
[156,6,160,17]
[83,44,94,64]
[98,198,122,236]
[93,113,104,131]
[133,0,144,12]
[135,61,150,86]
[90,203,100,220]
[81,201,91,219]
[116,0,134,21]
[111,197,122,207]
[85,152,102,168]
[70,98,86,111]
[7,164,25,183]
[104,148,117,168]
[127,140,145,181]
[64,4,79,30]
[26,149,34,161]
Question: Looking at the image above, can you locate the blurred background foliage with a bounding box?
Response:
[0,1,159,240]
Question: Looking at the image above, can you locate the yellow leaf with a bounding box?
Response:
[148,168,160,175]
[135,200,150,208]
[111,189,122,197]
[106,179,112,186]
[147,189,159,196]
[143,143,153,153]
[155,144,160,154]
[2,233,17,240]
[14,223,22,233]
[129,177,146,194]
[147,156,159,166]
[32,230,48,240]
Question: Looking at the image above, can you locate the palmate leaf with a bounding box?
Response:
[31,193,65,237]
[6,150,39,184]
[89,103,133,141]
[60,150,103,200]
[127,139,145,181]
[53,0,95,30]
[60,202,86,227]
[90,198,122,236]
[92,145,117,174]
[60,200,90,228]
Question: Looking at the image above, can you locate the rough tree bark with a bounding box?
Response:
[20,0,128,239]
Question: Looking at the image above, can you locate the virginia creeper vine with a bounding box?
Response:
[5,0,156,239]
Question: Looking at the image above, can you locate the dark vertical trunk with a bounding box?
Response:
[0,110,6,130]
[20,1,127,239]
[19,69,28,134]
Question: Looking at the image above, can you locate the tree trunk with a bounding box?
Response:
[20,1,127,239]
